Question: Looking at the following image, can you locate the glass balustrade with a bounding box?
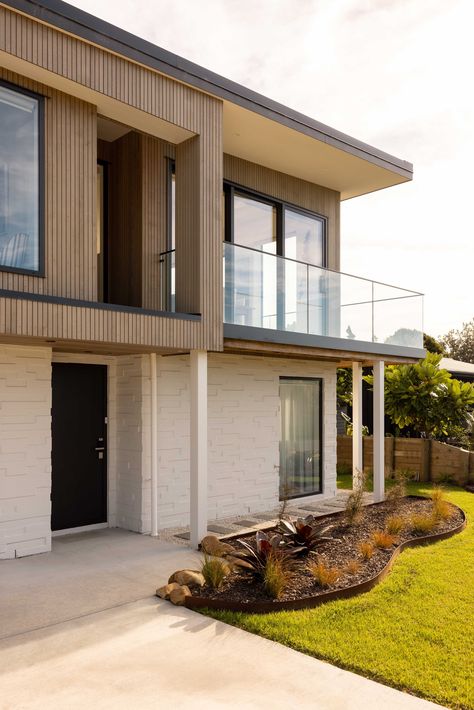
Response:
[222,242,423,348]
[159,243,424,349]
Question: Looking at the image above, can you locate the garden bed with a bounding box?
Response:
[186,496,466,614]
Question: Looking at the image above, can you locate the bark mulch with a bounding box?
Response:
[198,496,464,605]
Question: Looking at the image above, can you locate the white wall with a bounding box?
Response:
[156,353,337,529]
[108,355,151,534]
[0,346,337,556]
[0,344,52,559]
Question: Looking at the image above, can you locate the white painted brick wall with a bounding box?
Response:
[0,345,52,559]
[108,355,151,534]
[155,353,337,529]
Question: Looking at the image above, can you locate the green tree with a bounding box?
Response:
[440,318,474,363]
[423,332,445,355]
[337,367,352,406]
[365,353,474,440]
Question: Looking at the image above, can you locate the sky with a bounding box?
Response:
[70,0,474,338]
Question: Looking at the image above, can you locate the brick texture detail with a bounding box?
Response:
[155,353,337,529]
[0,345,52,559]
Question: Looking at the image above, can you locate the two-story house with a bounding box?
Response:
[0,0,424,558]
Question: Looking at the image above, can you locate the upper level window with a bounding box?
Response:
[224,183,326,267]
[0,82,43,274]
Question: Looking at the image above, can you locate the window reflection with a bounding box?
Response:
[0,84,40,272]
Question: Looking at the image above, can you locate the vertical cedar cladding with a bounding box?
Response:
[223,154,340,271]
[0,68,97,300]
[0,5,223,351]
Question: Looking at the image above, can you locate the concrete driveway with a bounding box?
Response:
[0,528,198,639]
[0,529,444,709]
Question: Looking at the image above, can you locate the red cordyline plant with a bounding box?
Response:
[277,515,333,553]
[232,530,302,576]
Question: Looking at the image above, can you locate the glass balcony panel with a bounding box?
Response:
[284,259,308,332]
[339,274,374,343]
[160,243,423,350]
[373,283,423,347]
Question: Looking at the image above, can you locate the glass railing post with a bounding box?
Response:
[371,281,375,343]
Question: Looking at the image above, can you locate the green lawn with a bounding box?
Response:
[205,484,474,710]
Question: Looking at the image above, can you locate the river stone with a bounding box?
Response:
[156,582,181,599]
[168,569,205,588]
[169,585,192,606]
[200,535,234,557]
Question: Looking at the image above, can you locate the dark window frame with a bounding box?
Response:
[0,79,45,277]
[223,180,328,267]
[167,158,175,252]
[279,375,324,500]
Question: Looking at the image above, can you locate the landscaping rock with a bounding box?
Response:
[200,535,234,558]
[226,556,254,571]
[169,585,192,606]
[156,582,181,599]
[168,569,205,588]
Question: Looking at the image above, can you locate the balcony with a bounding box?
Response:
[161,243,424,354]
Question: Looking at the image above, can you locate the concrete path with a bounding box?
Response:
[0,528,444,709]
[0,598,444,709]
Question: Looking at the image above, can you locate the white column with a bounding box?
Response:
[190,350,208,549]
[352,361,363,488]
[150,353,159,536]
[373,360,385,502]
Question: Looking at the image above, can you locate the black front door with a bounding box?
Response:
[51,363,107,531]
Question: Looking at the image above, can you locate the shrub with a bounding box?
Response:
[233,530,296,578]
[263,552,290,599]
[345,470,366,525]
[200,554,228,590]
[371,530,397,549]
[385,515,405,535]
[344,560,361,575]
[359,541,375,560]
[308,560,340,588]
[408,514,437,535]
[277,516,332,554]
[430,486,453,521]
[385,470,408,506]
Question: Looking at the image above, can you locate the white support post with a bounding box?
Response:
[373,360,385,502]
[190,350,208,549]
[352,362,363,488]
[150,353,159,536]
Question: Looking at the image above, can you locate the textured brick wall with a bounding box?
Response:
[156,353,337,529]
[108,355,151,534]
[0,345,52,559]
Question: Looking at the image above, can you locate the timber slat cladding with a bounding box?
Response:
[223,154,340,270]
[0,295,204,350]
[0,5,223,352]
[0,68,96,301]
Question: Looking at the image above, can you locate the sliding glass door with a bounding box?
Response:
[279,378,322,498]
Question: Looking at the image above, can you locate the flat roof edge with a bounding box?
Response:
[2,0,413,179]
